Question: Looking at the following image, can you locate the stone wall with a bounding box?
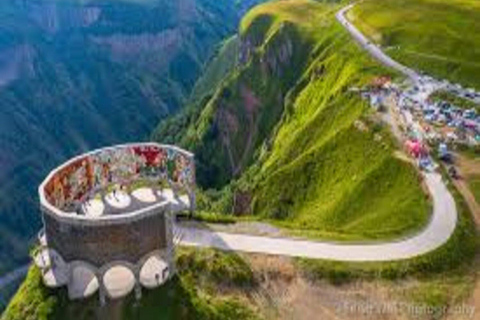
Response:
[44,207,168,267]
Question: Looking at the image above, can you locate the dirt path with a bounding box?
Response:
[383,94,405,144]
[453,178,480,223]
[456,154,480,176]
[465,277,480,320]
[452,153,480,319]
[244,254,423,320]
[454,153,480,222]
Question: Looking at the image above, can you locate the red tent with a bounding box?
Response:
[405,140,423,158]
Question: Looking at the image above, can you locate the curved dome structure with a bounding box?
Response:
[34,143,195,304]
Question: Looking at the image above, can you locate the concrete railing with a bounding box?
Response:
[39,142,195,223]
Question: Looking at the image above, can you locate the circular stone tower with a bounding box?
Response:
[34,143,195,304]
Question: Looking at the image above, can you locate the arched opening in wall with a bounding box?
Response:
[103,265,135,299]
[104,191,131,209]
[33,248,69,288]
[131,187,157,203]
[68,263,99,300]
[157,188,191,212]
[139,254,169,289]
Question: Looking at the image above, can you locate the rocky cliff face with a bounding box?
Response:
[174,16,311,188]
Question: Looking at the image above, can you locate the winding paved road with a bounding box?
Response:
[336,4,419,82]
[179,172,457,261]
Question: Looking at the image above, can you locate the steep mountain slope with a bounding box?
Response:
[0,0,262,274]
[158,0,323,188]
[246,2,429,239]
[155,0,430,240]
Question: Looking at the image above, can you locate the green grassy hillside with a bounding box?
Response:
[190,36,241,103]
[173,0,330,188]
[159,0,430,240]
[243,1,429,240]
[152,35,242,146]
[350,0,480,89]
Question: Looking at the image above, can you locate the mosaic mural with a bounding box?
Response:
[43,144,195,210]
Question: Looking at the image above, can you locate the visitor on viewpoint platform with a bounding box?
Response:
[162,266,168,280]
[113,185,118,201]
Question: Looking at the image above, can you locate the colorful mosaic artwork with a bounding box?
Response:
[43,144,195,210]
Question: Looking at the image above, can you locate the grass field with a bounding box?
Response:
[350,0,480,89]
[456,150,480,204]
[467,175,480,204]
[294,164,478,311]
[296,168,477,284]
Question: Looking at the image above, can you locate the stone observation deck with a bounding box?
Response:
[34,143,195,304]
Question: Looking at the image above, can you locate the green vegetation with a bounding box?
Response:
[2,268,58,320]
[176,247,256,288]
[351,0,480,89]
[7,0,480,316]
[296,181,476,280]
[237,0,429,240]
[456,150,480,204]
[190,211,238,224]
[154,0,431,241]
[402,272,475,315]
[166,0,329,188]
[430,90,480,112]
[152,34,242,145]
[457,145,480,159]
[296,173,478,310]
[3,248,260,320]
[467,175,480,204]
[190,36,241,102]
[123,248,259,320]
